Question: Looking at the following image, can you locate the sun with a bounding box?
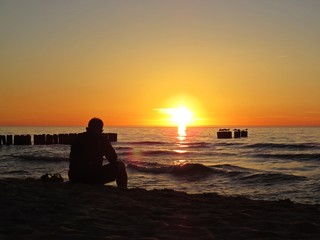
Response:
[167,106,193,136]
[169,106,192,126]
[154,104,194,135]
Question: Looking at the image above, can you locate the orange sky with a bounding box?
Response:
[1,1,320,126]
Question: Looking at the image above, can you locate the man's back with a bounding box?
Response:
[69,132,117,178]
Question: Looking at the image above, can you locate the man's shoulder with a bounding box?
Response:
[72,132,87,143]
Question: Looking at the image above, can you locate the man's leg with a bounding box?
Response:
[115,161,128,188]
[100,161,128,188]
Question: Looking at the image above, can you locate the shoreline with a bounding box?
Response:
[1,178,319,239]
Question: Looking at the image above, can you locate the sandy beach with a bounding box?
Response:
[1,178,319,240]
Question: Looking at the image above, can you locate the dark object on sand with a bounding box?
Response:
[40,173,64,182]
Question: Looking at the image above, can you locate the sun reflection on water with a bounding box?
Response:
[178,125,186,138]
[173,159,190,166]
[174,124,189,156]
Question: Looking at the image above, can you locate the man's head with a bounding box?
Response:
[86,118,104,134]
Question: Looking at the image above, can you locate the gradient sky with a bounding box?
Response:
[1,0,319,126]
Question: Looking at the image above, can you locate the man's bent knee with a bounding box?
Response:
[115,161,128,188]
[117,161,126,169]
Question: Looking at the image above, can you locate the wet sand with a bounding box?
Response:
[1,178,319,240]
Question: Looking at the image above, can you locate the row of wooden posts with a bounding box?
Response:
[217,129,248,139]
[0,133,117,145]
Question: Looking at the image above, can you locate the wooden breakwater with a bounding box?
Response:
[0,133,117,145]
[217,129,248,139]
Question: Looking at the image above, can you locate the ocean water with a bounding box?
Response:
[0,126,319,204]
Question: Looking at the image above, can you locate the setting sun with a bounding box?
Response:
[169,106,192,126]
[156,106,193,136]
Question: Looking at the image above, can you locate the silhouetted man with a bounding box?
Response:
[69,118,127,188]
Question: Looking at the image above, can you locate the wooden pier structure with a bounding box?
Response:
[217,129,248,139]
[0,133,117,145]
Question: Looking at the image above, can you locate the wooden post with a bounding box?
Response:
[53,134,59,144]
[14,135,31,145]
[7,135,12,145]
[14,135,20,145]
[234,129,241,138]
[217,129,232,139]
[4,132,118,145]
[105,133,118,142]
[26,135,32,145]
[0,135,6,145]
[59,134,75,144]
[241,129,248,137]
[58,134,66,144]
[34,134,46,145]
[46,134,53,145]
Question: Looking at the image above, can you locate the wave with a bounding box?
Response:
[127,163,214,176]
[246,143,320,150]
[1,170,29,175]
[125,160,164,167]
[239,172,306,184]
[141,150,176,156]
[140,150,193,156]
[12,155,69,162]
[118,150,171,157]
[128,141,168,145]
[215,142,245,146]
[212,164,306,184]
[127,162,306,185]
[254,153,320,161]
[127,163,252,177]
[169,163,214,175]
[182,142,212,149]
[212,164,252,176]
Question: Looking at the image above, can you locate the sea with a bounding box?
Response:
[1,126,319,204]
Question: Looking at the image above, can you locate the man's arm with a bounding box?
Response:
[104,141,118,163]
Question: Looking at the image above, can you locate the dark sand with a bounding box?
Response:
[1,178,319,240]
